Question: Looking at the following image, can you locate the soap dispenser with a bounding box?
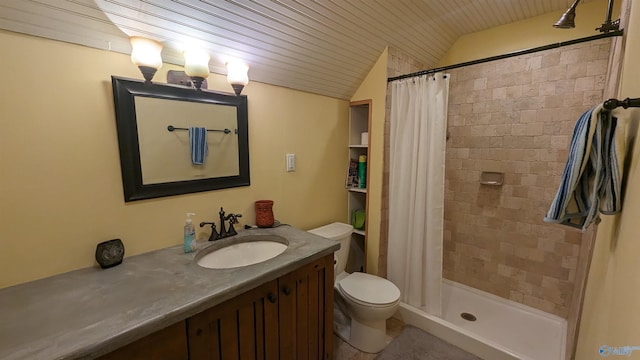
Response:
[184,212,197,253]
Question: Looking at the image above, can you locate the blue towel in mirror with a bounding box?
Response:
[189,127,208,165]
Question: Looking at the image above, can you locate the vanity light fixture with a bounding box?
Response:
[226,62,249,96]
[129,36,163,83]
[184,49,210,91]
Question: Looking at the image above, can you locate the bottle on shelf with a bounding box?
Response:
[358,155,367,189]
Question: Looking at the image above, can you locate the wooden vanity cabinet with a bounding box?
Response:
[97,254,333,360]
[97,321,188,360]
[188,253,334,360]
[187,279,280,359]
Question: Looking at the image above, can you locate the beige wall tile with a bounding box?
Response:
[542,52,561,68]
[443,40,609,318]
[387,41,610,318]
[575,76,596,92]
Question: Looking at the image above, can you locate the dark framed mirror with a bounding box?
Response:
[111,76,250,202]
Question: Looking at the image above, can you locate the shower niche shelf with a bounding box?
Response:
[480,171,504,186]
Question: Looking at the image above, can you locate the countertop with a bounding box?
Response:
[0,226,339,360]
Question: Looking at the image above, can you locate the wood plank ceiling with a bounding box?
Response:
[0,0,593,99]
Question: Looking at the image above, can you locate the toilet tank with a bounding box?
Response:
[308,222,353,276]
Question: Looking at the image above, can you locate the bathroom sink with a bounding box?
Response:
[196,234,288,269]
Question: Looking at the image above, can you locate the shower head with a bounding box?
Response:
[553,0,620,33]
[553,0,580,29]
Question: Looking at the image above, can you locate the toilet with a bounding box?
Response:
[308,222,401,353]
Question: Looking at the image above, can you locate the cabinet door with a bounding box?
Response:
[187,279,280,360]
[278,254,334,360]
[97,321,188,360]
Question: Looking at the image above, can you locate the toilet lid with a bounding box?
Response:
[338,272,400,305]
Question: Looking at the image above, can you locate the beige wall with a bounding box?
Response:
[0,30,348,288]
[438,0,620,67]
[351,48,388,275]
[576,1,640,358]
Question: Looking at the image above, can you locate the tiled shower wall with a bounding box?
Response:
[443,38,611,317]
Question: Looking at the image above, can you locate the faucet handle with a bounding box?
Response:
[228,213,242,224]
[200,222,220,241]
[226,214,242,236]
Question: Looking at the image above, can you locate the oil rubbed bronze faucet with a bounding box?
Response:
[199,221,220,241]
[200,207,242,241]
[225,213,242,236]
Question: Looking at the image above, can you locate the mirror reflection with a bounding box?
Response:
[111,76,250,202]
[135,97,240,184]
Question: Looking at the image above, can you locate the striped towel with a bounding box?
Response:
[189,127,208,165]
[544,104,625,231]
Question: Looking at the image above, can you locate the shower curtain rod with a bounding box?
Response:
[388,30,623,82]
[604,97,640,110]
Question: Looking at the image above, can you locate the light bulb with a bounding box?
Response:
[226,62,249,95]
[184,50,210,78]
[129,37,163,83]
[226,62,249,86]
[130,37,163,69]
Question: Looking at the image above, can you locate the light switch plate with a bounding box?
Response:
[286,153,296,172]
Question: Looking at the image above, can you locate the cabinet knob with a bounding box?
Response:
[267,292,277,303]
[282,286,292,296]
[196,328,203,336]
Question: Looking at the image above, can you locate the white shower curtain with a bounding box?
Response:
[387,73,449,316]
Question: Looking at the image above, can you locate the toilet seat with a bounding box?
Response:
[338,272,400,307]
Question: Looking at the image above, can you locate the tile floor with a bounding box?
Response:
[334,318,405,360]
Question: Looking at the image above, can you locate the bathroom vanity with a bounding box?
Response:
[99,255,333,360]
[0,226,338,360]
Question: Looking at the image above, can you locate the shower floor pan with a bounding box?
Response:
[396,279,567,360]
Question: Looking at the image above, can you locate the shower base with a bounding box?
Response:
[394,279,566,360]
